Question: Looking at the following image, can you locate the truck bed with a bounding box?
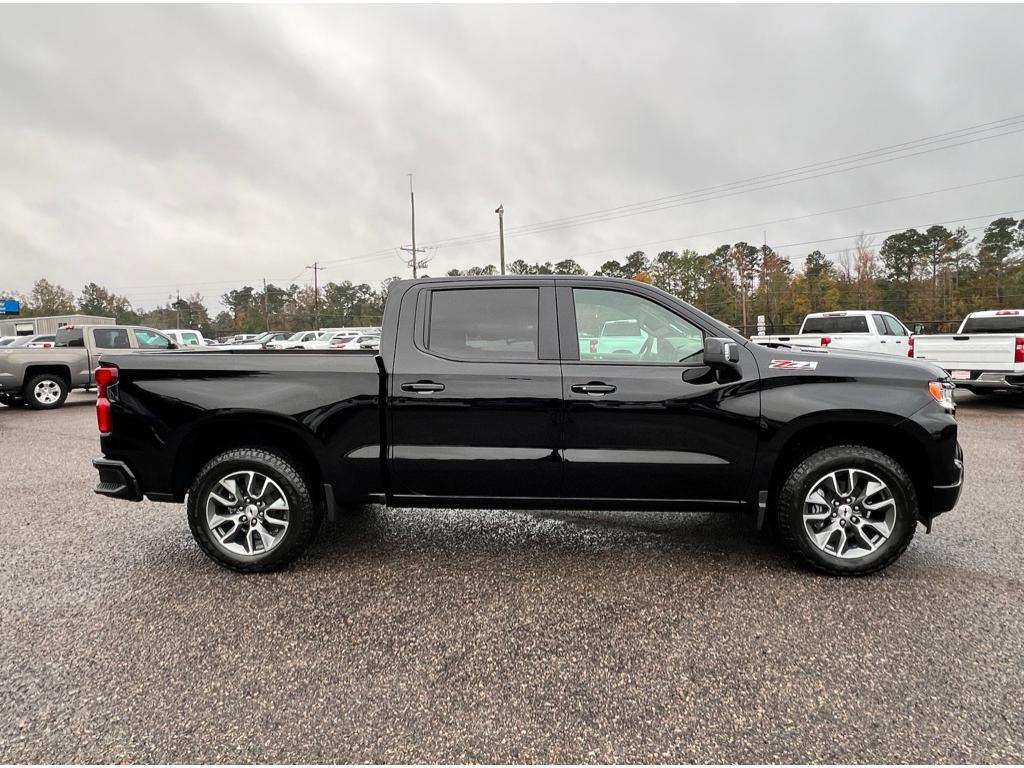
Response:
[98,349,385,502]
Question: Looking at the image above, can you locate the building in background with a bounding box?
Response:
[0,314,115,337]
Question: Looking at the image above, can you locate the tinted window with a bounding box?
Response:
[574,288,704,363]
[961,315,1024,333]
[133,329,173,349]
[427,288,538,360]
[872,315,888,335]
[56,328,85,347]
[801,316,869,333]
[180,332,200,346]
[882,315,908,336]
[92,328,130,349]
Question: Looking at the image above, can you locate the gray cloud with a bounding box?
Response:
[1,4,1023,310]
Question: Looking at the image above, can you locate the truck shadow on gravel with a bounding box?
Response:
[299,505,800,574]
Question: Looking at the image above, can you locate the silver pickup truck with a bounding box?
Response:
[0,324,174,409]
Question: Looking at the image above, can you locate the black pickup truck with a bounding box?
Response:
[92,276,963,575]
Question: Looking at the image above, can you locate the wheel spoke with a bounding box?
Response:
[863,496,895,512]
[208,511,237,529]
[852,523,878,552]
[254,523,276,551]
[861,517,892,539]
[806,489,831,509]
[215,519,241,544]
[812,521,840,549]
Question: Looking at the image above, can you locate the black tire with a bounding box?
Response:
[186,448,321,573]
[775,445,917,576]
[0,393,22,407]
[23,373,68,410]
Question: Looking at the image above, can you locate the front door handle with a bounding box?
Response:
[571,382,617,395]
[401,381,445,393]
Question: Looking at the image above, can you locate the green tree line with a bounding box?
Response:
[4,217,1022,336]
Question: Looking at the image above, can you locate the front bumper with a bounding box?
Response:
[930,442,964,516]
[93,458,142,501]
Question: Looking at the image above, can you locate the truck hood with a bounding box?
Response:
[752,341,948,381]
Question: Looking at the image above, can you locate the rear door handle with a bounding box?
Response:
[401,381,445,393]
[571,382,617,395]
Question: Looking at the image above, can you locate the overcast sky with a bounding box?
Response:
[2,4,1023,311]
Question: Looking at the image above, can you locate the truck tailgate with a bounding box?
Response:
[913,335,1019,371]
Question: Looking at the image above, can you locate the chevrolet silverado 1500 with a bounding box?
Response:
[92,276,963,576]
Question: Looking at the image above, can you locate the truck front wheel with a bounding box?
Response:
[775,445,917,576]
[186,448,321,572]
[23,374,68,410]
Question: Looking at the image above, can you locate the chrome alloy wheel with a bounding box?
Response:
[803,468,897,559]
[34,379,62,404]
[205,471,290,557]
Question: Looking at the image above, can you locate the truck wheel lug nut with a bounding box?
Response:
[840,520,846,527]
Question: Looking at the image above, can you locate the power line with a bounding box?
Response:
[313,114,1024,270]
[565,172,1024,262]
[422,125,1024,251]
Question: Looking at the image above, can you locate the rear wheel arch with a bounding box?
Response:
[172,416,325,502]
[24,363,72,388]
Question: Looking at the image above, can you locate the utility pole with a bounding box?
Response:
[400,173,429,277]
[262,277,270,331]
[306,262,325,329]
[175,290,181,327]
[496,204,506,275]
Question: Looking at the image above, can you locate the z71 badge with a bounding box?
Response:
[769,359,818,370]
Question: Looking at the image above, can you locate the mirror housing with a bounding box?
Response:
[704,336,740,369]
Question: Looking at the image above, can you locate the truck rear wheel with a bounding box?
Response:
[23,373,68,410]
[775,445,917,576]
[186,448,321,572]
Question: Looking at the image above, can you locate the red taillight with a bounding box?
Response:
[908,336,915,358]
[820,336,831,347]
[1015,337,1024,364]
[95,366,118,434]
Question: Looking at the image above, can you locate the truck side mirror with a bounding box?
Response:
[704,337,740,369]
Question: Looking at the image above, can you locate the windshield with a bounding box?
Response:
[960,315,1024,333]
[286,332,307,341]
[802,316,869,333]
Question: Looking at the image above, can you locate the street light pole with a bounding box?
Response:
[409,174,417,279]
[495,204,505,275]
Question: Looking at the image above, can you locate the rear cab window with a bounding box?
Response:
[426,287,539,361]
[961,313,1024,333]
[802,315,869,334]
[55,328,85,347]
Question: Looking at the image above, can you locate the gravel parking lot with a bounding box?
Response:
[1,391,1022,763]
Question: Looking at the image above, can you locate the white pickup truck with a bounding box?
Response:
[751,310,913,356]
[909,310,1024,393]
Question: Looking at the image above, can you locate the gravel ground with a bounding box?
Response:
[1,391,1022,763]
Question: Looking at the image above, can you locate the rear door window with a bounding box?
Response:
[872,314,889,335]
[426,288,539,361]
[92,328,131,349]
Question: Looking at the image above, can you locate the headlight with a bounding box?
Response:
[928,380,955,412]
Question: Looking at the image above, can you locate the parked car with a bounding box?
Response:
[358,337,381,351]
[751,311,913,356]
[7,334,57,349]
[267,331,322,350]
[91,276,962,576]
[161,329,207,347]
[909,309,1024,394]
[1,324,173,409]
[332,334,381,350]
